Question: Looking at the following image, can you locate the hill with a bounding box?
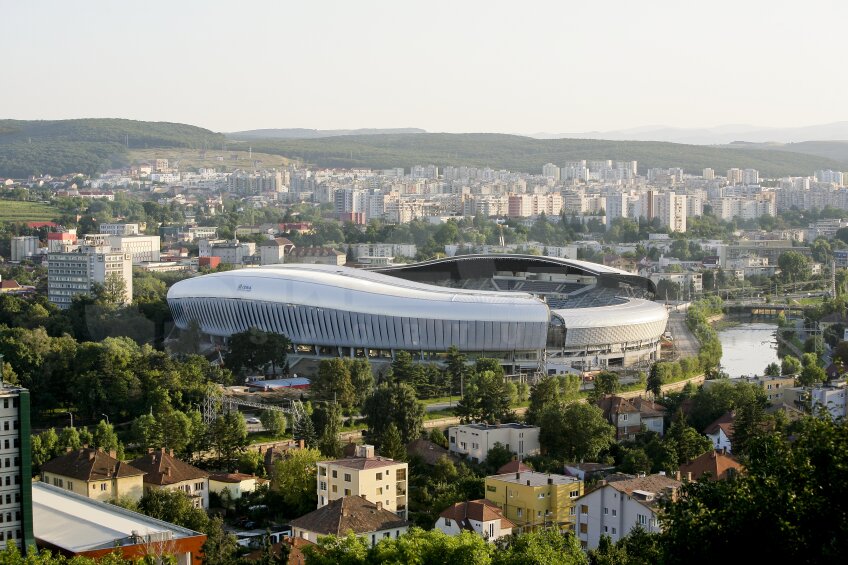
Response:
[0,119,224,178]
[231,132,848,177]
[228,127,426,140]
[0,200,60,223]
[723,140,848,164]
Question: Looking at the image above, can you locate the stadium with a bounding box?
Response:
[167,254,668,375]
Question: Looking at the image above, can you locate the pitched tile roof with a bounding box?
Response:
[290,496,408,536]
[679,450,744,481]
[208,472,260,484]
[629,397,667,418]
[605,474,682,508]
[129,449,208,486]
[439,499,514,530]
[703,411,735,438]
[497,460,532,474]
[41,449,145,482]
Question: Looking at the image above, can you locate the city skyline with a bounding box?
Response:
[3,0,848,134]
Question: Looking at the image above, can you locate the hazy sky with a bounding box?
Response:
[3,0,847,134]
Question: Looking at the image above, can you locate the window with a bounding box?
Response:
[444,519,452,527]
[570,489,579,498]
[344,489,351,496]
[537,510,542,518]
[604,508,608,515]
[612,509,617,517]
[67,481,73,491]
[637,514,648,526]
[332,485,338,493]
[612,528,617,535]
[319,467,327,476]
[579,523,588,534]
[487,485,497,493]
[621,414,628,421]
[516,508,523,518]
[332,470,337,478]
[376,487,383,495]
[580,505,589,514]
[344,473,351,482]
[101,483,108,491]
[397,469,406,480]
[604,526,608,533]
[319,481,327,491]
[376,472,383,480]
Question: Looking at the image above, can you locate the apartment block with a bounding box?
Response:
[47,245,133,309]
[0,383,34,553]
[316,445,408,519]
[484,471,583,533]
[448,423,540,464]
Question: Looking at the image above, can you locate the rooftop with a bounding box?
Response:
[129,448,208,486]
[461,423,538,431]
[42,448,145,482]
[320,456,405,471]
[32,482,204,553]
[439,499,514,529]
[488,471,580,487]
[290,496,408,536]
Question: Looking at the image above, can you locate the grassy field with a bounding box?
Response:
[128,147,292,171]
[0,200,59,223]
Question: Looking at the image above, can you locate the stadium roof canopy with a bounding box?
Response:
[373,254,655,293]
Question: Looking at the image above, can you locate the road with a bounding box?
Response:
[666,311,700,359]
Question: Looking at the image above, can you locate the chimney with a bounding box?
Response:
[527,480,531,486]
[687,472,692,482]
[675,470,681,481]
[375,501,382,510]
[169,449,174,457]
[160,447,166,454]
[547,477,553,485]
[89,451,96,461]
[108,449,117,459]
[516,473,520,480]
[166,467,171,476]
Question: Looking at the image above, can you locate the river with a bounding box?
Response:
[717,321,780,378]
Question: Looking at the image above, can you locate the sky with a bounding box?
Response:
[3,0,847,134]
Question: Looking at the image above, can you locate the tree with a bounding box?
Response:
[92,420,122,456]
[380,422,406,461]
[312,358,356,409]
[260,409,287,438]
[202,516,239,565]
[209,411,248,467]
[659,417,848,563]
[444,345,469,397]
[646,363,664,398]
[362,382,425,445]
[688,380,766,433]
[781,355,802,376]
[137,488,209,532]
[455,369,516,424]
[314,402,343,458]
[589,371,620,402]
[94,272,128,306]
[225,327,290,377]
[269,447,323,517]
[57,426,81,452]
[526,376,562,426]
[293,412,317,448]
[777,250,811,284]
[664,413,712,467]
[764,362,781,377]
[348,358,375,407]
[799,353,826,386]
[493,528,587,565]
[484,441,514,474]
[539,403,615,462]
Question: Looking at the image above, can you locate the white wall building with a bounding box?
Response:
[99,223,140,236]
[448,423,540,464]
[47,245,133,309]
[10,236,39,262]
[575,474,681,550]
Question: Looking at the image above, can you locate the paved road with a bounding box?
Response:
[666,312,699,359]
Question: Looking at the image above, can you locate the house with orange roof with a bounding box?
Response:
[435,499,514,542]
[679,449,743,481]
[704,411,735,453]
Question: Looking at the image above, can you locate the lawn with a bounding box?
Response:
[0,200,59,223]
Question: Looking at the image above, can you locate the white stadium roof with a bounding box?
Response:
[167,264,551,323]
[552,298,668,329]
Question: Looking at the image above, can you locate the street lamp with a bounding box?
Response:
[66,411,74,429]
[102,414,110,425]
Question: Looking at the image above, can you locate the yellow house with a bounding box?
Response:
[40,448,145,503]
[484,471,583,533]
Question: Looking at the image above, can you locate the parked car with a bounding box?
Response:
[246,417,261,424]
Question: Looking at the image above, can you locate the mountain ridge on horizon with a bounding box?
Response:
[529,121,848,145]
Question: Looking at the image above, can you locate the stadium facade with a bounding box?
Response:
[167,255,669,374]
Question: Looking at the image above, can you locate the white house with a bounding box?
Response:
[436,499,513,543]
[575,474,681,550]
[448,423,540,464]
[129,449,209,509]
[703,412,735,454]
[290,495,409,547]
[209,472,264,500]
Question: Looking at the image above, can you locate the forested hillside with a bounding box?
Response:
[0,118,224,177]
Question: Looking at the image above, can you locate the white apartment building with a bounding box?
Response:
[316,445,408,519]
[110,235,161,264]
[641,191,687,233]
[811,384,847,421]
[349,243,417,261]
[507,193,563,218]
[542,163,561,181]
[0,383,33,551]
[448,423,540,464]
[258,238,295,265]
[198,239,256,265]
[575,474,681,550]
[99,223,140,236]
[47,245,133,309]
[10,236,39,262]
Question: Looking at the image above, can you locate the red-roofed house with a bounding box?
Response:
[679,449,743,481]
[435,499,514,542]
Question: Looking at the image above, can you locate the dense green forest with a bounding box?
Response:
[237,132,848,177]
[0,119,224,177]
